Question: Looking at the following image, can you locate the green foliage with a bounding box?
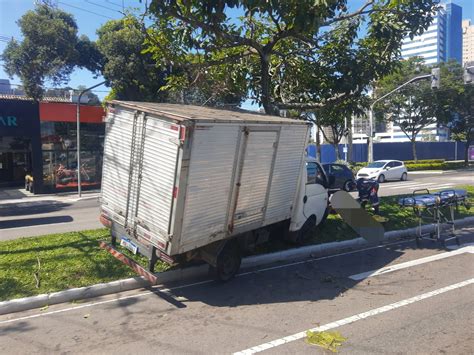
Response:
[375,59,474,162]
[1,4,100,100]
[374,57,439,161]
[96,16,168,102]
[405,161,471,171]
[146,0,437,115]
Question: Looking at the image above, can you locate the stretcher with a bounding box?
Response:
[398,189,470,245]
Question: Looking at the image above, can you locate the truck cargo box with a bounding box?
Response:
[101,101,310,258]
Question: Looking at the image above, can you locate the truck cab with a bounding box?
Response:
[288,158,331,243]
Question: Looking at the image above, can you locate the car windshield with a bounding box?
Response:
[366,162,386,168]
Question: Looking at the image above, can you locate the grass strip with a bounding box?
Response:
[1,185,472,301]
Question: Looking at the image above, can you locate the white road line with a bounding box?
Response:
[383,181,429,187]
[383,183,436,190]
[234,278,474,355]
[0,239,417,325]
[349,246,474,281]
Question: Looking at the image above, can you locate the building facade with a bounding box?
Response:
[0,96,105,193]
[462,19,474,65]
[401,2,462,65]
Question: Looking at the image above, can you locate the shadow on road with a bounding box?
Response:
[0,215,74,229]
[133,236,471,310]
[0,201,72,217]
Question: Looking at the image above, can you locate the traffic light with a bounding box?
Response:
[463,66,474,84]
[431,67,440,89]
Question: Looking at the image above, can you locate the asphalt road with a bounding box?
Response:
[1,227,473,354]
[0,170,472,240]
[0,197,102,241]
[375,169,474,197]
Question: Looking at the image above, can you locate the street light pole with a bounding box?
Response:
[367,73,433,163]
[76,81,106,197]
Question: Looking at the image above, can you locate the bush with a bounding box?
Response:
[404,159,445,164]
[405,161,470,171]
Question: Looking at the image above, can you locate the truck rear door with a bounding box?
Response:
[101,107,182,249]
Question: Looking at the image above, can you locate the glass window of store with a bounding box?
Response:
[41,122,104,191]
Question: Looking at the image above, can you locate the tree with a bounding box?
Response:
[433,61,474,166]
[144,0,436,115]
[1,3,100,100]
[374,58,439,161]
[313,98,367,161]
[96,16,169,102]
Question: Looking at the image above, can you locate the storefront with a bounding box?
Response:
[0,98,41,188]
[0,96,105,193]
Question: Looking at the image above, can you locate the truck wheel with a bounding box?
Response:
[291,215,316,245]
[211,242,241,282]
[320,206,329,225]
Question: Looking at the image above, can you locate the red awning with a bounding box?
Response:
[39,102,105,123]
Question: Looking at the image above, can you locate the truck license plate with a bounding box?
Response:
[120,238,138,254]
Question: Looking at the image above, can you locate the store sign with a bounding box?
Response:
[0,116,18,127]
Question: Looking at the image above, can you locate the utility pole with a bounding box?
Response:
[76,81,106,197]
[343,116,348,162]
[367,70,437,162]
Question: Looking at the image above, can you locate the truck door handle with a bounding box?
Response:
[303,196,308,203]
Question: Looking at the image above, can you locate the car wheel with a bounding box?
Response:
[378,174,385,183]
[343,180,352,191]
[401,172,407,181]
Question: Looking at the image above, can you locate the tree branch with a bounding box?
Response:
[276,92,348,110]
[322,0,375,26]
[168,7,264,55]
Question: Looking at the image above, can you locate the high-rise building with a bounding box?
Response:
[444,1,463,63]
[401,2,462,65]
[462,20,474,65]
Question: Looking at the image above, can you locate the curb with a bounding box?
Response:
[1,216,474,316]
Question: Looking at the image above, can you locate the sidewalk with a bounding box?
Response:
[0,187,100,206]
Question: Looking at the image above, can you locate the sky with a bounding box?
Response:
[1,0,474,106]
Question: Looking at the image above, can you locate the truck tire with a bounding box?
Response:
[320,206,329,225]
[210,241,242,282]
[290,215,316,245]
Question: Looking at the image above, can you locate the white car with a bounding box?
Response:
[356,160,408,183]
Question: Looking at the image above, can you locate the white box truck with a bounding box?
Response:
[99,101,332,281]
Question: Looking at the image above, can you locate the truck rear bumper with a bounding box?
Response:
[99,241,158,284]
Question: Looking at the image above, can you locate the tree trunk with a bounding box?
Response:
[411,139,417,162]
[260,54,279,116]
